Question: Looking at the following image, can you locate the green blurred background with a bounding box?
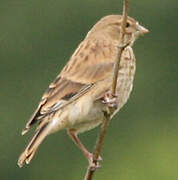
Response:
[0,0,178,179]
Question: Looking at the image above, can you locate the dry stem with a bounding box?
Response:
[84,1,129,180]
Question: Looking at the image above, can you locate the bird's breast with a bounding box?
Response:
[115,46,136,110]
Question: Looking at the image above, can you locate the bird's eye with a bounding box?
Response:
[126,22,130,28]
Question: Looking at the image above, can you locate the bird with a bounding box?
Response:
[18,14,149,168]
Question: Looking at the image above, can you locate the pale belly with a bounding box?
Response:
[67,99,106,133]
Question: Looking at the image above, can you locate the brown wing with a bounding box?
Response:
[22,39,117,135]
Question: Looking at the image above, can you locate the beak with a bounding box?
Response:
[136,22,149,34]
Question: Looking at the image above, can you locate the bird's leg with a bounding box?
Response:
[101,91,118,108]
[68,129,102,169]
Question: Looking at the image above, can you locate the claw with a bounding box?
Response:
[87,153,102,170]
[97,155,102,161]
[102,92,118,108]
[90,162,101,171]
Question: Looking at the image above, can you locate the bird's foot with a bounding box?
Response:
[102,92,118,108]
[87,153,102,170]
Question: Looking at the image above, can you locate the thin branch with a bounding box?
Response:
[112,0,129,95]
[84,1,129,180]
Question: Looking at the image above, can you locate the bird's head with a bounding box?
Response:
[87,15,149,46]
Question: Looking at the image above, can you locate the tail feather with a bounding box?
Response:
[18,123,50,168]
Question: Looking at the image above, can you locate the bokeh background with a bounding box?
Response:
[0,0,178,179]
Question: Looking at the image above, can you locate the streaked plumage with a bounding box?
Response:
[18,15,148,167]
